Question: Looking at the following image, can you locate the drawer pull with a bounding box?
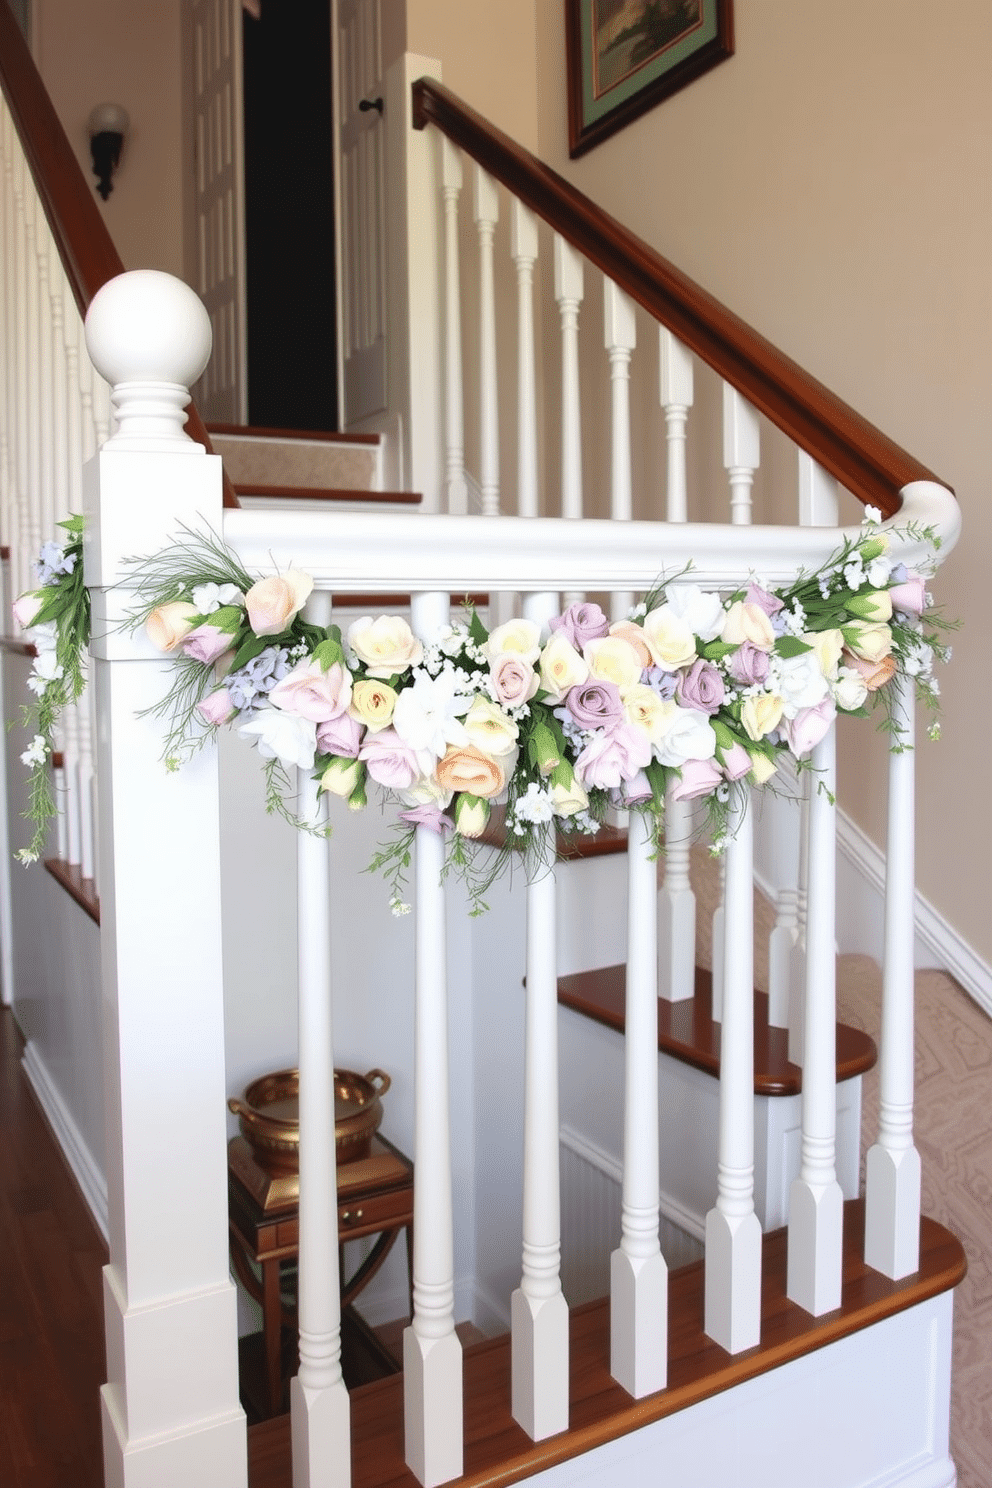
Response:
[341,1208,364,1225]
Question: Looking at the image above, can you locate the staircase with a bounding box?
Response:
[0,11,967,1488]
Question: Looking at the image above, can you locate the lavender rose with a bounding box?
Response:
[549,600,610,650]
[359,728,427,790]
[676,659,725,715]
[196,688,236,726]
[316,711,364,758]
[726,640,770,687]
[744,582,784,618]
[182,623,235,666]
[565,679,625,730]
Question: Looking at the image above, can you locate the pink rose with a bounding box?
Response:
[573,723,651,789]
[183,623,235,666]
[719,741,753,781]
[617,769,653,805]
[399,803,453,837]
[245,570,313,637]
[359,728,424,790]
[670,757,723,802]
[12,592,43,629]
[196,688,236,726]
[781,698,836,757]
[269,660,352,722]
[549,601,610,650]
[676,659,725,715]
[316,712,364,758]
[490,653,539,708]
[888,575,927,616]
[744,583,784,618]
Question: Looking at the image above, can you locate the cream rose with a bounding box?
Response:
[539,633,589,700]
[584,635,645,690]
[622,683,673,743]
[843,620,892,664]
[832,667,869,711]
[245,570,313,637]
[349,678,397,732]
[608,620,653,669]
[146,601,199,653]
[483,617,542,665]
[808,628,844,681]
[347,614,424,677]
[551,778,589,818]
[435,745,516,799]
[749,751,778,785]
[721,600,776,651]
[463,696,519,757]
[642,604,697,669]
[740,692,784,741]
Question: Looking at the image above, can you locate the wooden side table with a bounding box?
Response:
[228,1131,414,1416]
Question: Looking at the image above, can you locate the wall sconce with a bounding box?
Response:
[87,103,130,201]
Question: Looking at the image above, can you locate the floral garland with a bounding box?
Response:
[12,511,951,910]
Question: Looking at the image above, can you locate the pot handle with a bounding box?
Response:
[365,1068,391,1096]
[228,1097,250,1117]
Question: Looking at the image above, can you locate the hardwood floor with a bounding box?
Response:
[0,1006,108,1487]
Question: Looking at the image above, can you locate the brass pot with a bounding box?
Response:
[228,1067,391,1173]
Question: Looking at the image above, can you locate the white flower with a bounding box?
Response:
[483,618,542,665]
[238,708,317,769]
[191,581,244,614]
[866,556,892,588]
[512,781,554,825]
[843,560,866,591]
[770,652,830,718]
[20,734,48,766]
[862,505,883,526]
[666,584,726,643]
[652,705,717,767]
[391,668,472,757]
[903,639,933,678]
[390,898,412,917]
[832,667,868,712]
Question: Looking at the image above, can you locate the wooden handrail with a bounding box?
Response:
[0,3,237,507]
[413,78,950,518]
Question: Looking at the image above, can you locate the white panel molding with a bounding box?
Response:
[21,1038,109,1240]
[836,809,992,1018]
[560,1123,705,1245]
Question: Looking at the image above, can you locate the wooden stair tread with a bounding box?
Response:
[207,422,380,445]
[477,805,629,861]
[246,1203,964,1488]
[557,964,877,1095]
[233,483,421,504]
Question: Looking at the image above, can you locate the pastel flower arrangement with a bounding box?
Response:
[12,514,951,909]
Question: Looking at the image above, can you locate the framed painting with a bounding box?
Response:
[566,0,734,158]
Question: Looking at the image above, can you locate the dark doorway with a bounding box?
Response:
[242,1,338,430]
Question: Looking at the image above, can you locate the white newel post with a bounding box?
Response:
[787,728,843,1315]
[611,808,667,1397]
[404,590,463,1488]
[83,272,247,1488]
[704,787,761,1354]
[865,672,922,1278]
[292,766,351,1488]
[512,591,569,1441]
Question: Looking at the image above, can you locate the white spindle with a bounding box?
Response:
[291,768,351,1488]
[554,234,584,527]
[474,166,499,519]
[767,883,799,1028]
[611,807,668,1396]
[657,790,695,1003]
[93,365,112,446]
[788,783,810,1065]
[766,769,802,1029]
[722,384,759,526]
[659,329,694,522]
[64,308,84,515]
[512,586,569,1440]
[865,673,922,1278]
[61,695,82,866]
[79,344,97,464]
[704,785,761,1353]
[36,220,55,542]
[77,664,97,883]
[787,727,843,1314]
[49,262,70,530]
[405,589,462,1488]
[439,137,466,516]
[798,451,839,527]
[51,724,68,861]
[13,148,31,595]
[511,199,539,520]
[710,854,726,1023]
[603,278,636,618]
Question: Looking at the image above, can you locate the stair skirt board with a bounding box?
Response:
[21,1037,109,1241]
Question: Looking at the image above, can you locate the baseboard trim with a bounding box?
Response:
[837,810,992,1020]
[21,1038,109,1241]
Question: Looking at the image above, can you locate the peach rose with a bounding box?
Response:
[841,649,897,692]
[721,600,776,651]
[435,745,515,800]
[608,620,653,669]
[146,601,199,652]
[245,570,313,636]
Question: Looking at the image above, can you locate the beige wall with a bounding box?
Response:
[32,0,185,277]
[531,0,990,965]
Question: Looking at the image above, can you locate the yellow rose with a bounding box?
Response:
[622,684,673,742]
[584,635,644,690]
[808,628,844,681]
[347,615,423,677]
[843,621,892,664]
[435,745,516,799]
[245,570,313,637]
[740,693,784,741]
[721,601,776,651]
[483,617,542,665]
[749,751,778,785]
[539,633,589,701]
[642,605,696,669]
[146,601,198,653]
[319,757,364,798]
[454,794,491,838]
[463,696,519,757]
[348,678,397,732]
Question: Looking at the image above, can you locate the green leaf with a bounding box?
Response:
[774,635,814,658]
[229,633,267,672]
[312,636,346,670]
[468,608,489,647]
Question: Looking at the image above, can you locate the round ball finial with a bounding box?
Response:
[85,270,212,392]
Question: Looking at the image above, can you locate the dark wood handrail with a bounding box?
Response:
[0,2,237,507]
[413,78,950,518]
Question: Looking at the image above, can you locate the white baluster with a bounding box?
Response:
[766,767,802,1029]
[788,782,810,1065]
[657,791,695,1004]
[51,723,68,861]
[511,199,539,520]
[49,263,70,528]
[474,166,499,519]
[93,366,112,446]
[13,149,32,596]
[554,236,583,525]
[659,329,694,523]
[77,663,97,883]
[512,585,569,1440]
[64,308,84,516]
[291,770,351,1488]
[79,344,97,465]
[611,807,667,1396]
[722,384,759,526]
[405,589,462,1488]
[438,137,466,516]
[61,694,82,866]
[603,278,636,619]
[710,854,726,1023]
[865,673,922,1278]
[798,451,839,527]
[767,883,799,1028]
[36,220,55,540]
[787,727,843,1314]
[704,785,761,1353]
